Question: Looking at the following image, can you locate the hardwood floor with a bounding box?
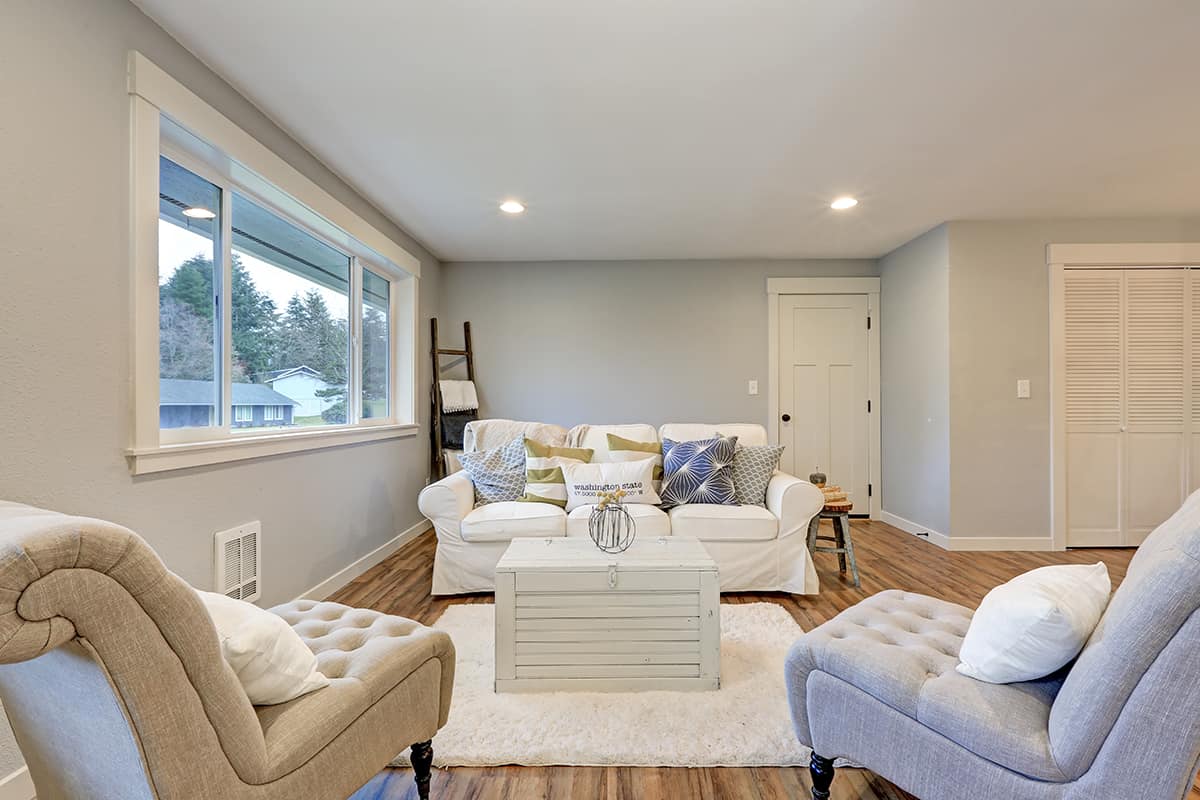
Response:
[333,519,1187,800]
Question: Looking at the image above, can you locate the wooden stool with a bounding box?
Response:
[807,508,861,587]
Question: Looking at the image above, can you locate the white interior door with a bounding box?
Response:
[778,294,870,511]
[1064,268,1190,547]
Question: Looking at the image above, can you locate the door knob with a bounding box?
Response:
[781,413,791,423]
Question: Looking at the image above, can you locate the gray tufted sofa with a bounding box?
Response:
[0,501,455,800]
[786,489,1200,800]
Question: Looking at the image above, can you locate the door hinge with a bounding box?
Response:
[868,484,872,497]
[867,400,871,413]
[867,316,871,330]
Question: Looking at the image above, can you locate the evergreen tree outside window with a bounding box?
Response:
[362,267,391,420]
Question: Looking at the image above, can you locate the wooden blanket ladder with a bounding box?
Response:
[430,318,475,480]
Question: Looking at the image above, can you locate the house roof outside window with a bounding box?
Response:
[260,365,326,384]
[159,378,299,407]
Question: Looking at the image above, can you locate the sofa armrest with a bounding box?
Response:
[766,471,824,539]
[418,471,475,541]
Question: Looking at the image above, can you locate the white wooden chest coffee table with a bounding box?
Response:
[494,536,720,692]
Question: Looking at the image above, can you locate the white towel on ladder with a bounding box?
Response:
[439,380,479,413]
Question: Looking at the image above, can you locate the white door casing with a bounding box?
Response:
[767,277,880,518]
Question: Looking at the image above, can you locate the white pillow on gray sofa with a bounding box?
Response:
[197,590,330,705]
[956,562,1111,684]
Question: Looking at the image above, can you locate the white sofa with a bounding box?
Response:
[418,422,824,595]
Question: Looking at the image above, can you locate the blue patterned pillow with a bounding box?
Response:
[458,438,527,506]
[660,436,738,508]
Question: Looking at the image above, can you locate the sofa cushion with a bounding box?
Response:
[566,504,671,538]
[460,501,566,542]
[265,601,454,776]
[668,503,778,541]
[660,423,768,447]
[566,424,658,462]
[786,590,1067,782]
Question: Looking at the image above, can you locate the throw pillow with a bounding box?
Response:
[197,590,330,705]
[458,437,527,505]
[956,562,1112,684]
[732,443,785,506]
[659,435,738,508]
[561,459,660,512]
[607,433,663,493]
[519,438,594,507]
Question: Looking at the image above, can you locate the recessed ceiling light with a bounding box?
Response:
[830,196,858,210]
[499,200,525,214]
[182,206,217,219]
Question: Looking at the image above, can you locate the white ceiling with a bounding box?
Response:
[133,0,1200,262]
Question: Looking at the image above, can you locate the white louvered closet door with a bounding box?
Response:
[1064,268,1190,547]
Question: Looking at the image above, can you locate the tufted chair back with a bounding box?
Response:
[0,501,270,799]
[1048,489,1200,781]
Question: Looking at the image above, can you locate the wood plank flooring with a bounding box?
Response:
[332,519,1189,800]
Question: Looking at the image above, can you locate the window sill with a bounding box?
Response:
[126,423,419,475]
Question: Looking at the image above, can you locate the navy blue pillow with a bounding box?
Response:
[660,435,739,507]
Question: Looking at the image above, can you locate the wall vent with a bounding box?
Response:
[214,522,261,602]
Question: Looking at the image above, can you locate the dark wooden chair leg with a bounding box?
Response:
[410,740,433,800]
[810,752,836,800]
[834,516,848,573]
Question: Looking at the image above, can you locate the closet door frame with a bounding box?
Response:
[1049,243,1200,550]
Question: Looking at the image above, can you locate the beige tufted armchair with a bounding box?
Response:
[0,501,455,800]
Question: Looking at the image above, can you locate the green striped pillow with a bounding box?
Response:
[518,438,594,507]
[606,433,663,493]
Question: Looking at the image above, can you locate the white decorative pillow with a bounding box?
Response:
[561,459,660,512]
[197,590,330,705]
[956,562,1111,684]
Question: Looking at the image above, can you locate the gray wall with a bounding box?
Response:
[0,0,440,778]
[879,226,950,535]
[439,259,877,428]
[945,218,1200,541]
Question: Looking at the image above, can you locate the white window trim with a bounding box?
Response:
[127,51,419,475]
[1047,242,1200,551]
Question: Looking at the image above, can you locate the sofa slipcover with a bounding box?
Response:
[419,421,824,595]
[668,503,779,541]
[566,504,671,538]
[461,501,566,542]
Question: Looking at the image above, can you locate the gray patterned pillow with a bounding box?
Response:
[458,438,527,506]
[732,444,785,506]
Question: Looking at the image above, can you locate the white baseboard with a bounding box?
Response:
[297,519,430,601]
[0,766,34,800]
[948,536,1056,552]
[879,511,1055,551]
[880,511,951,550]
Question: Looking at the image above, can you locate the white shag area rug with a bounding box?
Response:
[392,602,811,768]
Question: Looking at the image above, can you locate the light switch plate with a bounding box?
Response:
[748,380,759,396]
[1017,379,1031,399]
